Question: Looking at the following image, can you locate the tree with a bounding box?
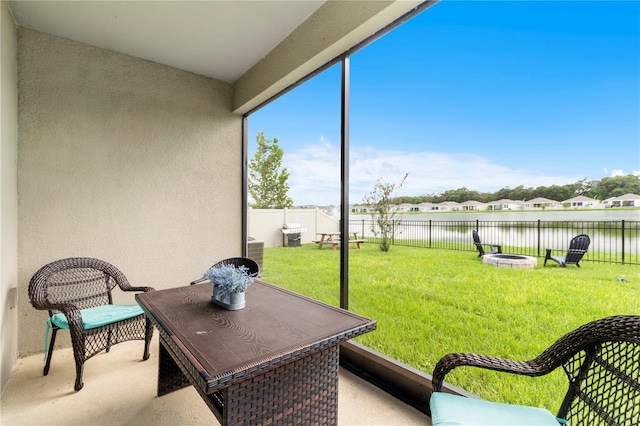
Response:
[596,175,640,199]
[248,131,293,209]
[362,174,408,252]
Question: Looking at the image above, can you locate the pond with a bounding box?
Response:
[349,209,640,262]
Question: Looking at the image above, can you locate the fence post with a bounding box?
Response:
[392,220,396,245]
[537,219,541,258]
[429,220,432,248]
[622,220,626,265]
[361,219,365,240]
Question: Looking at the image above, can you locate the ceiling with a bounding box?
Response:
[8,1,325,83]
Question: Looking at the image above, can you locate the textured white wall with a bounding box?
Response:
[17,28,242,355]
[1,0,19,390]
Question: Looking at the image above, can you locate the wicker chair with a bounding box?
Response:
[430,315,640,425]
[28,257,155,391]
[190,257,260,285]
[472,230,502,257]
[544,234,591,268]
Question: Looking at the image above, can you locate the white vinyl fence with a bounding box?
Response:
[248,208,340,248]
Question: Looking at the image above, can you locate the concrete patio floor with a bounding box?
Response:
[1,336,431,425]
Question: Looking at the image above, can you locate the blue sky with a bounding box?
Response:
[249,1,640,206]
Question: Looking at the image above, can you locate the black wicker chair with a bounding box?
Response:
[430,315,640,425]
[28,257,155,391]
[544,234,591,267]
[190,257,260,285]
[472,230,502,257]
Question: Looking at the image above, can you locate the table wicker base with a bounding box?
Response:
[158,335,339,425]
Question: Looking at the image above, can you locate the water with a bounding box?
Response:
[349,209,640,258]
[365,209,640,222]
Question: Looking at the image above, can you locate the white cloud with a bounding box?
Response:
[283,140,585,206]
[605,168,640,177]
[611,169,640,177]
[284,136,341,206]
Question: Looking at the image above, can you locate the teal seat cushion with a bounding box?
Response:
[430,392,562,426]
[48,304,144,330]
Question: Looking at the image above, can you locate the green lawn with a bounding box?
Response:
[261,243,640,412]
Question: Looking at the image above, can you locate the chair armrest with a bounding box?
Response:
[49,304,84,334]
[432,353,540,392]
[125,286,155,293]
[480,243,500,248]
[544,248,556,258]
[432,317,632,393]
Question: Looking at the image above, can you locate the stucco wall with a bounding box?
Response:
[1,0,19,391]
[17,28,242,356]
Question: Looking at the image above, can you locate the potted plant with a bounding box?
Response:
[204,263,256,310]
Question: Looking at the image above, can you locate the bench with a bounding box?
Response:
[313,240,341,250]
[349,239,366,249]
[312,239,366,250]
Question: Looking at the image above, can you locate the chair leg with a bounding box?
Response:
[74,363,84,391]
[43,328,58,376]
[106,328,112,353]
[70,333,86,392]
[143,319,153,361]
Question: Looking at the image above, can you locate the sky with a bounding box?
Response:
[248,1,640,206]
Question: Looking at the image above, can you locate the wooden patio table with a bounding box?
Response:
[136,281,376,425]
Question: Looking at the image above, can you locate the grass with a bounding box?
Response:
[261,243,640,412]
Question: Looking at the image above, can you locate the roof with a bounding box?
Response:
[8,1,325,83]
[563,195,599,203]
[604,193,640,201]
[9,1,427,114]
[527,197,559,204]
[489,199,522,205]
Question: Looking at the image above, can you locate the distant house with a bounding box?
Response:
[398,203,417,212]
[524,197,560,209]
[417,202,435,212]
[436,201,461,211]
[350,204,369,213]
[487,199,523,210]
[562,196,602,208]
[460,200,487,211]
[604,193,640,208]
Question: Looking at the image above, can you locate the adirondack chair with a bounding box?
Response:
[430,315,640,426]
[544,234,590,267]
[472,230,502,257]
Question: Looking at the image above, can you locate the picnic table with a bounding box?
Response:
[313,232,366,250]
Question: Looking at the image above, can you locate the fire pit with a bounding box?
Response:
[483,254,537,269]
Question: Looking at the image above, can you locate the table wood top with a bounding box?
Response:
[136,281,376,392]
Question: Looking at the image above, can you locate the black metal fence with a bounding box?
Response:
[349,219,640,265]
